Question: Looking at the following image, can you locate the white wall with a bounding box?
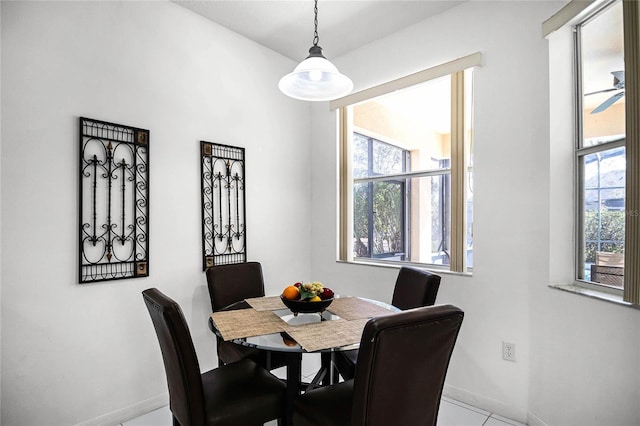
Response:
[4,1,640,425]
[311,1,640,425]
[1,1,310,425]
[0,0,3,419]
[529,24,640,426]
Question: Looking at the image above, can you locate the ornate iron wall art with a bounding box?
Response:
[201,141,246,269]
[79,117,149,283]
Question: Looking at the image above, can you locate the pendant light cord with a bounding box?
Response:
[278,0,353,100]
[313,0,319,47]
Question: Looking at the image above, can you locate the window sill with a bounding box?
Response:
[549,283,639,310]
[336,259,473,278]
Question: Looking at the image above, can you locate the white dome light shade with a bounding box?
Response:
[279,47,353,101]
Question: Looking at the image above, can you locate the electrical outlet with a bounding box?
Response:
[502,341,516,362]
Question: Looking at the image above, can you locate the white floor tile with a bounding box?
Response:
[302,352,322,379]
[270,365,287,380]
[122,405,172,426]
[485,416,518,426]
[269,353,322,381]
[488,413,528,426]
[442,396,492,417]
[437,399,489,426]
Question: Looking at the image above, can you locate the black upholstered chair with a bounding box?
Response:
[206,262,266,312]
[390,266,441,310]
[142,288,286,426]
[206,261,287,370]
[335,266,441,380]
[293,304,463,426]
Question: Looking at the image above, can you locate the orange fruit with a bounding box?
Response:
[282,335,297,347]
[282,285,300,300]
[309,295,322,302]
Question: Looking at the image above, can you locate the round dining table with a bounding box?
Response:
[209,297,399,425]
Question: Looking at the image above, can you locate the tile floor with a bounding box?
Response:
[122,354,526,426]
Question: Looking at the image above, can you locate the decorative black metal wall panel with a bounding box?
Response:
[201,141,246,270]
[79,117,149,283]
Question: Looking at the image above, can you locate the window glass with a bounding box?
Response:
[581,1,625,148]
[352,133,369,178]
[581,146,626,285]
[465,69,474,268]
[353,135,407,260]
[577,1,625,288]
[426,174,451,265]
[372,141,404,175]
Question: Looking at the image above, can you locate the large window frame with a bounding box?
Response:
[547,0,639,304]
[332,53,481,273]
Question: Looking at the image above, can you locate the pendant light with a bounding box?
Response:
[278,0,353,101]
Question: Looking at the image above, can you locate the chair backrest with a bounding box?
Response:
[142,288,206,426]
[351,304,464,426]
[206,261,265,311]
[391,266,441,310]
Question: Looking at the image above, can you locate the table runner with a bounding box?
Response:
[210,309,286,341]
[245,295,287,311]
[284,318,370,352]
[327,297,396,321]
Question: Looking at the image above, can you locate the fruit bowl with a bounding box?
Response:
[280,295,333,316]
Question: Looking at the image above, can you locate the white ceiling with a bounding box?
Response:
[172,0,465,61]
[171,1,624,117]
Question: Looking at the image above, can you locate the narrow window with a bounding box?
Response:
[576,1,626,289]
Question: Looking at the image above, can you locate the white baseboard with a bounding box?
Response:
[442,384,528,424]
[74,393,169,426]
[527,410,549,426]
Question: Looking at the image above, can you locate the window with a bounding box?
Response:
[353,134,409,260]
[335,55,478,273]
[576,1,626,290]
[566,0,640,305]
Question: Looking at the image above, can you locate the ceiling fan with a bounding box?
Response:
[585,70,624,114]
